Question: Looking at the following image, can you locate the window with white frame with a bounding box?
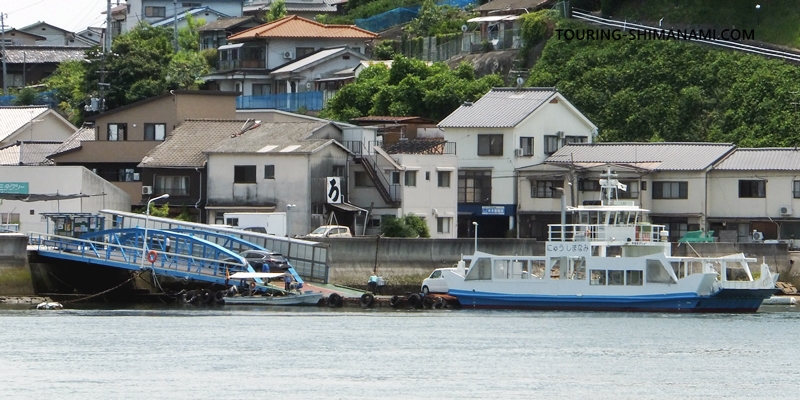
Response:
[108,123,126,141]
[794,181,800,198]
[405,171,417,187]
[437,217,452,233]
[438,171,451,188]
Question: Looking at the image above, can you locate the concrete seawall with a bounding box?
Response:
[0,234,34,296]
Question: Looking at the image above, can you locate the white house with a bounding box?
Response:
[0,106,78,146]
[437,87,597,238]
[115,1,244,32]
[18,22,94,47]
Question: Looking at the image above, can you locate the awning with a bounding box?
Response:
[218,43,244,50]
[327,202,367,213]
[467,15,519,23]
[436,166,456,171]
[0,193,93,202]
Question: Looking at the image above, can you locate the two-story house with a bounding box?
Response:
[243,0,339,20]
[48,90,239,207]
[197,16,259,50]
[0,106,77,145]
[438,87,597,238]
[118,1,244,32]
[203,15,377,99]
[203,121,351,236]
[18,22,95,47]
[518,142,737,241]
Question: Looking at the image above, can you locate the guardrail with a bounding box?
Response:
[571,10,800,63]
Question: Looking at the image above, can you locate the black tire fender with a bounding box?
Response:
[422,296,434,309]
[214,290,226,304]
[360,293,375,308]
[200,289,213,304]
[408,293,422,308]
[184,290,198,304]
[327,293,342,308]
[433,296,446,309]
[389,295,403,308]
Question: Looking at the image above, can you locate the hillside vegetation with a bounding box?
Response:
[527,19,800,147]
[599,0,800,48]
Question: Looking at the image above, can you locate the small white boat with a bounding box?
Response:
[761,296,797,305]
[224,292,323,306]
[36,302,63,310]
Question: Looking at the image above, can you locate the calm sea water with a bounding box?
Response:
[1,304,798,400]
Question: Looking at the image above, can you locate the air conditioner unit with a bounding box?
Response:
[514,148,524,157]
[142,186,153,195]
[780,206,793,216]
[283,51,293,59]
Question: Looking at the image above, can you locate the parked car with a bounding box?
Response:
[421,268,453,294]
[235,250,290,272]
[306,225,352,238]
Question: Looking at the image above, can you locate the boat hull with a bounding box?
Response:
[449,288,776,313]
[224,292,323,306]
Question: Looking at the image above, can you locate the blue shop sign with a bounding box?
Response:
[0,182,29,194]
[482,206,505,215]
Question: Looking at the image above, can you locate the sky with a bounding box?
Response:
[0,0,111,32]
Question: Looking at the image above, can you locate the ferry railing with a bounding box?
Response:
[548,223,668,242]
[28,231,254,285]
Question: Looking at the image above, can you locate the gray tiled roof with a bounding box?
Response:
[474,0,551,12]
[438,87,557,128]
[714,148,800,170]
[0,106,49,141]
[139,120,246,168]
[204,121,332,154]
[1,46,87,63]
[139,120,335,168]
[546,142,736,171]
[0,141,62,166]
[197,17,255,31]
[49,126,95,157]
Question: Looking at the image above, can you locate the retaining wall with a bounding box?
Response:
[0,234,34,295]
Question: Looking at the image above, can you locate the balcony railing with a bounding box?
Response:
[217,59,266,71]
[236,92,324,112]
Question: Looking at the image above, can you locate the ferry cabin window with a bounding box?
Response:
[739,180,766,198]
[626,270,643,285]
[233,165,257,184]
[437,171,451,188]
[590,269,606,285]
[465,258,492,280]
[608,270,624,285]
[531,180,563,198]
[652,181,687,199]
[477,134,503,156]
[646,260,677,284]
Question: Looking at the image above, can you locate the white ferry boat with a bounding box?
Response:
[440,169,778,312]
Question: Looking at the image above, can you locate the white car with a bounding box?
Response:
[306,225,352,238]
[421,268,452,294]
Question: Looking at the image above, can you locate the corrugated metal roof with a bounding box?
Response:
[205,121,332,154]
[0,106,49,142]
[545,142,736,171]
[49,126,95,157]
[271,47,364,74]
[0,141,62,166]
[1,46,87,63]
[475,0,551,12]
[714,148,800,170]
[438,87,557,128]
[229,15,377,40]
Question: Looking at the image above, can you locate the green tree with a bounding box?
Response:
[380,214,430,238]
[177,14,205,52]
[266,0,287,22]
[43,59,88,124]
[11,87,38,106]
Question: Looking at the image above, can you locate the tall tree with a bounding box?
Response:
[266,0,288,22]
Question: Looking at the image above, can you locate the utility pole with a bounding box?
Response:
[105,0,112,53]
[1,12,8,95]
[173,0,179,52]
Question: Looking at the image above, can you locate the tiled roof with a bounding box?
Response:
[49,126,95,157]
[139,120,246,168]
[545,142,736,171]
[438,87,558,128]
[228,15,377,40]
[0,106,50,142]
[1,46,87,63]
[244,1,338,13]
[197,17,255,31]
[270,46,367,74]
[714,148,800,170]
[205,121,333,154]
[0,141,62,166]
[350,116,436,123]
[474,0,551,12]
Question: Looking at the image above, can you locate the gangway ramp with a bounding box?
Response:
[101,210,330,283]
[29,228,257,287]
